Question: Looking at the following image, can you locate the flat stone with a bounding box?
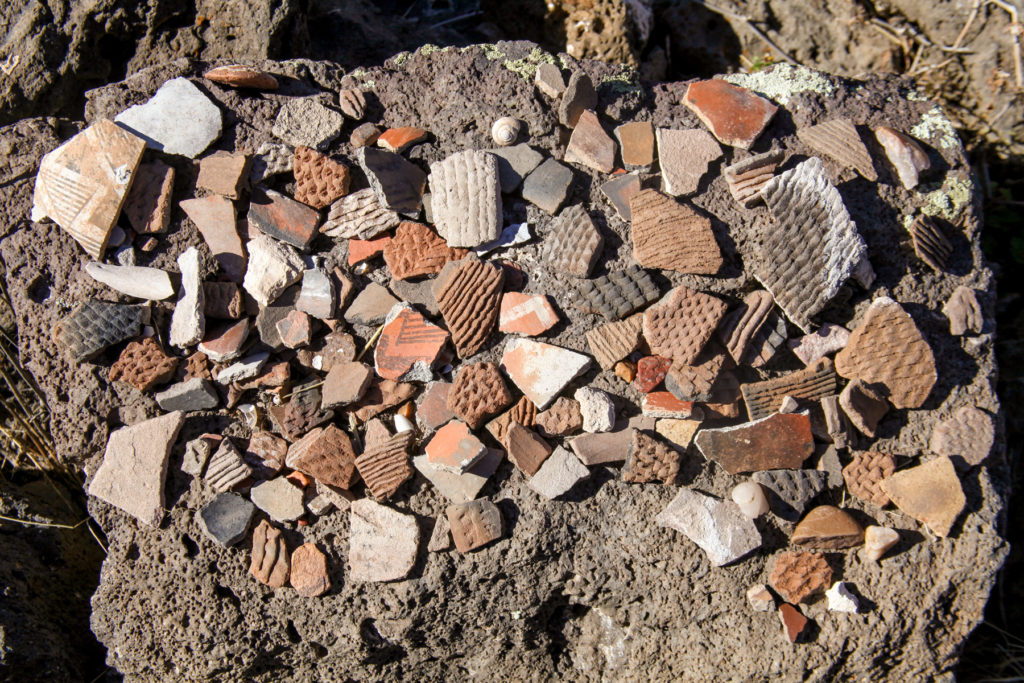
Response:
[930,405,994,467]
[250,477,305,523]
[569,415,654,465]
[248,187,320,250]
[293,146,351,210]
[108,337,178,391]
[486,144,544,193]
[357,147,426,215]
[428,515,453,552]
[474,222,532,255]
[500,338,591,410]
[115,77,222,157]
[559,71,597,128]
[242,234,304,306]
[528,446,589,499]
[179,195,246,281]
[448,362,513,429]
[276,310,312,349]
[535,62,566,98]
[123,160,174,234]
[32,119,145,257]
[337,88,367,119]
[741,358,837,421]
[203,64,278,90]
[249,520,289,587]
[600,172,642,220]
[695,412,815,475]
[843,451,896,507]
[505,422,553,475]
[755,157,867,332]
[564,110,616,173]
[203,282,243,319]
[321,361,372,408]
[154,377,219,412]
[779,604,810,643]
[252,284,299,349]
[447,500,503,552]
[656,128,722,196]
[499,292,558,336]
[655,418,701,449]
[643,285,727,365]
[215,352,269,384]
[882,456,965,537]
[747,584,774,612]
[294,268,335,320]
[826,581,860,613]
[377,126,429,153]
[586,314,642,370]
[197,319,248,363]
[197,150,249,199]
[545,204,604,278]
[536,397,584,438]
[641,391,698,419]
[622,429,679,484]
[722,150,785,208]
[169,246,205,348]
[344,282,399,325]
[349,499,419,583]
[575,387,615,433]
[522,158,573,215]
[413,447,502,503]
[354,431,414,499]
[839,379,889,437]
[752,469,828,520]
[682,79,778,149]
[374,303,449,381]
[874,126,930,189]
[428,150,502,248]
[835,297,937,409]
[290,543,330,597]
[769,551,832,603]
[426,420,487,473]
[788,323,851,366]
[272,97,344,150]
[655,488,761,566]
[434,256,504,357]
[791,505,864,549]
[87,411,184,526]
[322,188,399,240]
[615,121,655,170]
[630,189,721,273]
[944,286,983,335]
[198,493,255,547]
[797,118,877,180]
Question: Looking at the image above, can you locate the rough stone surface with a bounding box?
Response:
[574,386,616,434]
[655,488,761,566]
[242,234,304,307]
[169,246,205,348]
[272,97,343,150]
[114,77,222,158]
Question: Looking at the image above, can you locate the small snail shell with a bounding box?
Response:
[491,117,521,146]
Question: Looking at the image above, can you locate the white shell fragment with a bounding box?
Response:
[491,117,521,146]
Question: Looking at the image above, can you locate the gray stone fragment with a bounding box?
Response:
[357,147,426,215]
[169,247,205,348]
[154,377,219,412]
[486,145,544,193]
[242,234,305,307]
[114,77,222,158]
[182,437,213,477]
[474,222,532,255]
[751,469,828,521]
[522,158,573,215]
[215,352,269,384]
[250,477,305,523]
[344,282,400,325]
[655,488,761,566]
[528,446,589,500]
[559,71,597,128]
[272,97,344,150]
[816,445,845,488]
[198,493,256,547]
[412,449,502,504]
[535,62,566,98]
[428,514,453,552]
[574,387,616,433]
[296,268,336,320]
[114,245,137,267]
[254,285,300,349]
[390,278,440,317]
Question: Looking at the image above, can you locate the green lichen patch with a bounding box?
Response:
[502,47,558,81]
[910,106,960,151]
[599,66,641,95]
[724,64,836,105]
[920,175,974,221]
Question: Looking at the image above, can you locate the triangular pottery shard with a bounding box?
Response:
[722,150,785,208]
[754,157,868,332]
[629,189,722,274]
[796,119,878,181]
[835,296,936,409]
[32,119,146,258]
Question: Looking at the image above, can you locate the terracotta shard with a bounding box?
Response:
[485,395,538,444]
[634,355,672,393]
[535,397,583,438]
[244,431,288,479]
[797,119,877,180]
[123,160,174,234]
[791,505,863,549]
[779,604,809,642]
[717,290,775,365]
[499,293,559,336]
[180,195,246,282]
[377,126,428,153]
[196,150,249,199]
[293,146,351,209]
[930,405,994,467]
[740,358,837,421]
[586,314,643,370]
[545,204,604,278]
[383,221,467,280]
[354,431,415,499]
[109,337,178,391]
[630,189,722,274]
[842,451,895,507]
[656,128,723,196]
[664,351,727,402]
[621,429,679,484]
[564,110,616,173]
[881,456,965,537]
[338,88,367,119]
[769,551,832,604]
[321,188,400,239]
[426,420,487,473]
[505,422,552,475]
[429,150,502,248]
[434,256,504,358]
[288,424,359,490]
[834,297,937,409]
[290,543,330,597]
[682,79,778,149]
[447,362,514,429]
[908,214,952,272]
[695,413,814,474]
[559,71,597,128]
[643,285,727,365]
[839,379,888,437]
[615,121,655,170]
[54,299,144,362]
[204,64,278,89]
[374,304,449,382]
[250,520,290,588]
[447,500,502,552]
[722,150,785,208]
[348,235,391,265]
[248,187,321,250]
[32,119,145,257]
[578,265,659,321]
[500,338,592,410]
[944,286,983,336]
[755,157,867,332]
[351,379,416,422]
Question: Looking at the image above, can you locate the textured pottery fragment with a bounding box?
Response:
[321,188,399,239]
[384,221,467,280]
[769,551,832,603]
[930,405,994,467]
[752,469,828,520]
[797,119,877,180]
[586,314,643,370]
[722,150,784,208]
[447,362,514,430]
[447,500,503,553]
[630,189,722,274]
[643,285,727,365]
[293,146,351,209]
[545,204,604,277]
[843,451,895,507]
[908,214,952,272]
[434,256,504,357]
[428,150,502,248]
[741,359,837,422]
[622,429,679,484]
[355,432,415,499]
